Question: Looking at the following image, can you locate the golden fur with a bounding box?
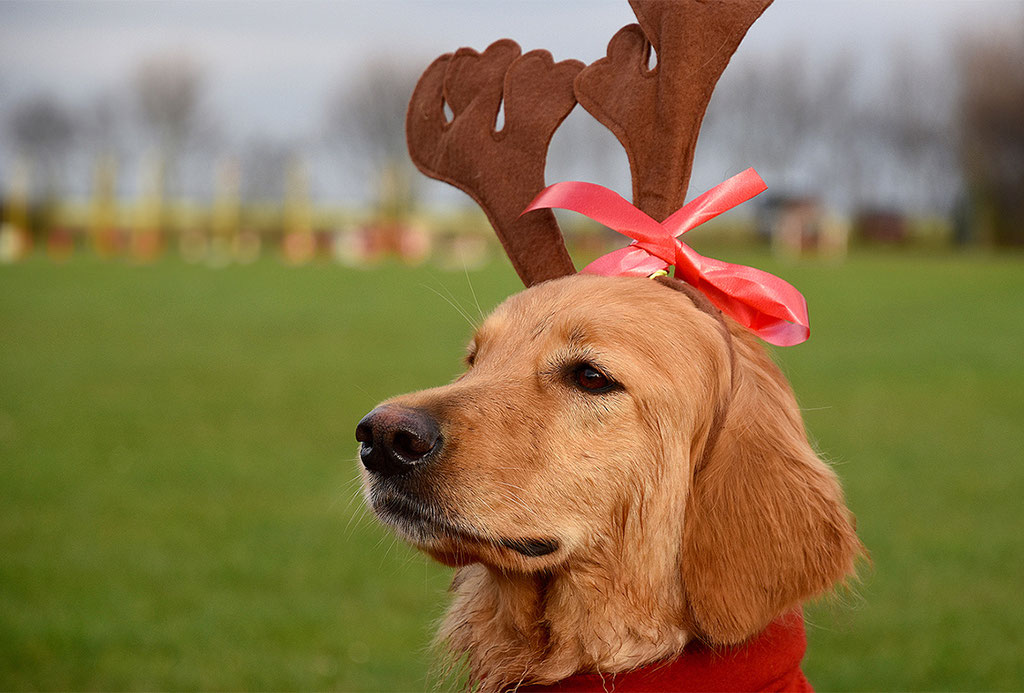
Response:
[360,274,863,691]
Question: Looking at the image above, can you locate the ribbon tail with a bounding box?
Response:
[676,243,810,346]
[524,182,671,252]
[755,319,810,348]
[663,168,767,237]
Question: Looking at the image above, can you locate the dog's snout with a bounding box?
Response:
[356,406,442,476]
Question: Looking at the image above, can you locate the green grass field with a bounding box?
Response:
[2,251,1022,691]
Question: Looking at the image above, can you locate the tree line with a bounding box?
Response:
[4,18,1023,247]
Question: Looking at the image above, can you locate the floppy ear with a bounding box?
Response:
[681,328,863,645]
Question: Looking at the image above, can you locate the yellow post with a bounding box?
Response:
[282,156,314,264]
[133,151,164,262]
[90,154,120,258]
[206,157,241,266]
[0,158,32,262]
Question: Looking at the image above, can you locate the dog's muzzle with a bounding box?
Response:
[356,405,442,477]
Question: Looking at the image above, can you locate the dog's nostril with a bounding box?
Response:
[355,422,373,445]
[392,428,438,461]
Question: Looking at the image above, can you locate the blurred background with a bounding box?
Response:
[1,0,1022,690]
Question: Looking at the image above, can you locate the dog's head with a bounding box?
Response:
[357,273,861,645]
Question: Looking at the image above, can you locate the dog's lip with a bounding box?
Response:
[498,537,560,557]
[371,490,559,557]
[374,490,477,541]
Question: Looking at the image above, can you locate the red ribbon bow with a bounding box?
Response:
[523,168,810,346]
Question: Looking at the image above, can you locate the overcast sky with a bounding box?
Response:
[1,0,1021,203]
[2,0,1020,137]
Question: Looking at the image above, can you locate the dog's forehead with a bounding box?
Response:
[481,275,694,345]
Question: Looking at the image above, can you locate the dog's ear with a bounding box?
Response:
[681,331,863,644]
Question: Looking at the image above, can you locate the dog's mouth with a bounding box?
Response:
[497,537,561,557]
[369,489,559,559]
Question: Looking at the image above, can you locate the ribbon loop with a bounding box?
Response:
[522,169,810,346]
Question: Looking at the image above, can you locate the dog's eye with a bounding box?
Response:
[573,364,615,393]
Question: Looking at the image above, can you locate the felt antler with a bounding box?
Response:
[406,39,583,286]
[575,0,773,222]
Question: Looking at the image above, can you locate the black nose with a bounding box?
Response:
[355,406,442,476]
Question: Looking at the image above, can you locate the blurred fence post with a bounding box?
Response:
[0,158,33,262]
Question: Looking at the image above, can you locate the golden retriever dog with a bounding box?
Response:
[357,273,863,691]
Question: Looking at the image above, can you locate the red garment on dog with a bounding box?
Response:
[519,610,812,693]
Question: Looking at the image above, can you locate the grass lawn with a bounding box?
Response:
[1,251,1022,690]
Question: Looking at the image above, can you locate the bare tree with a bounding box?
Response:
[703,45,961,216]
[83,90,131,164]
[958,16,1024,246]
[858,45,959,214]
[240,137,294,205]
[7,94,77,201]
[134,52,206,199]
[703,46,835,198]
[323,58,420,216]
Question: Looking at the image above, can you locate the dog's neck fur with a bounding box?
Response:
[439,528,692,692]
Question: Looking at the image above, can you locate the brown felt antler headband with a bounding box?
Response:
[406,40,581,285]
[406,0,773,287]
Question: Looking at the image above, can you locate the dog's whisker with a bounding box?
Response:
[349,380,375,399]
[343,498,374,539]
[490,482,543,516]
[339,475,369,516]
[492,480,529,493]
[395,541,425,575]
[461,507,495,540]
[436,278,473,318]
[326,468,361,513]
[494,489,544,524]
[341,496,361,530]
[341,486,364,510]
[420,282,478,330]
[344,497,372,536]
[378,534,402,569]
[332,473,373,539]
[371,526,398,554]
[492,487,549,527]
[340,473,366,501]
[461,256,485,322]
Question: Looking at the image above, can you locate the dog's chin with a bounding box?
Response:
[368,488,562,569]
